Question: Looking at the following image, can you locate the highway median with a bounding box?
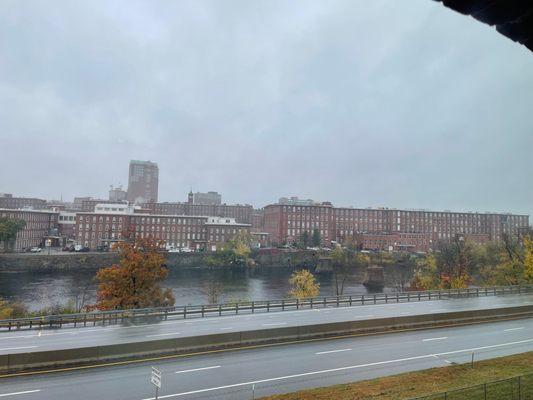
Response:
[1,304,532,375]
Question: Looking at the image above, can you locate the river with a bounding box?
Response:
[0,266,399,311]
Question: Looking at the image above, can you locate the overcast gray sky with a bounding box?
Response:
[1,0,532,216]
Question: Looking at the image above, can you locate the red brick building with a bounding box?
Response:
[355,232,431,252]
[264,202,334,246]
[0,208,59,251]
[263,200,529,252]
[74,207,250,251]
[142,202,253,224]
[251,209,265,232]
[0,194,47,210]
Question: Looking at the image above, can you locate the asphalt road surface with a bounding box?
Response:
[0,318,531,399]
[0,293,532,354]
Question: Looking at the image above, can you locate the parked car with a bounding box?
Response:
[62,245,75,252]
[30,247,42,253]
[74,244,90,252]
[96,245,109,252]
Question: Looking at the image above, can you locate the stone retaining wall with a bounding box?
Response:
[0,249,320,272]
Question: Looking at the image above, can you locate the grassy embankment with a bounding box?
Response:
[260,351,533,400]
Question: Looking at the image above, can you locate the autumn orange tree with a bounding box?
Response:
[94,237,175,310]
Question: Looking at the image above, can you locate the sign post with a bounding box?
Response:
[45,238,52,255]
[151,366,162,399]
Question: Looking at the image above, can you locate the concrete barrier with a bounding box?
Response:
[7,347,99,371]
[0,354,8,372]
[240,327,299,344]
[1,305,532,373]
[172,332,241,352]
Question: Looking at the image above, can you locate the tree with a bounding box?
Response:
[94,237,175,310]
[388,254,416,292]
[330,246,348,296]
[204,280,224,304]
[206,231,254,267]
[312,229,321,247]
[227,231,252,262]
[297,231,310,249]
[523,236,533,283]
[67,280,93,313]
[410,253,440,290]
[478,234,532,286]
[436,237,473,288]
[287,269,320,299]
[0,298,14,319]
[0,218,26,252]
[330,244,370,296]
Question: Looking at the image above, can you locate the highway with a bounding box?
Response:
[0,293,532,354]
[0,318,531,399]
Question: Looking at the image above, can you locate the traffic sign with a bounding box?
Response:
[151,366,162,399]
[151,374,161,389]
[151,367,162,388]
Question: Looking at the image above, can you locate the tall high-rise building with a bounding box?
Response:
[127,160,159,204]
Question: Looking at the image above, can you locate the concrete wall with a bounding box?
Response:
[0,253,120,272]
[2,304,532,373]
[0,249,320,272]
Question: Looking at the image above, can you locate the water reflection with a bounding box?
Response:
[0,266,396,311]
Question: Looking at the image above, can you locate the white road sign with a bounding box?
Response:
[151,367,162,389]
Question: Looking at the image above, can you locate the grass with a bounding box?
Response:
[259,351,533,400]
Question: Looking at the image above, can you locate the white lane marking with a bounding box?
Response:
[140,338,533,400]
[431,309,447,312]
[359,314,375,318]
[0,346,38,351]
[0,390,41,397]
[504,327,524,332]
[261,322,287,327]
[175,366,221,374]
[316,348,352,355]
[399,312,410,315]
[146,333,181,338]
[0,328,116,340]
[422,337,448,342]
[435,338,533,357]
[219,327,233,330]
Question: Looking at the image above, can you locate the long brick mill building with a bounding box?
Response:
[74,204,251,251]
[262,199,529,252]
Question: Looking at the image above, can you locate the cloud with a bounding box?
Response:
[0,0,531,217]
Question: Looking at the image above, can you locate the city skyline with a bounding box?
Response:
[1,1,532,217]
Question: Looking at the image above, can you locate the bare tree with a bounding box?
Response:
[67,280,94,313]
[204,280,224,304]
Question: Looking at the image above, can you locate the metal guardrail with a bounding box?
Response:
[409,372,533,400]
[0,285,531,331]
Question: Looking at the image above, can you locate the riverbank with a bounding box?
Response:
[0,249,320,272]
